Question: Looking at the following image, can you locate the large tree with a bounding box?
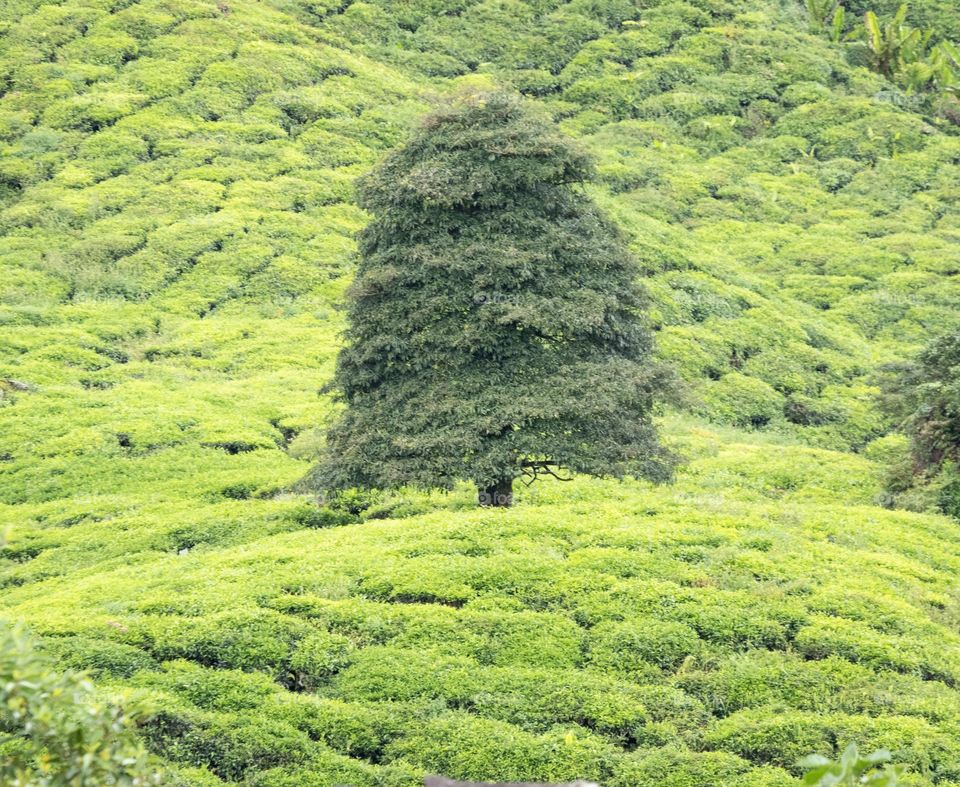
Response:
[311,92,674,506]
[881,330,960,517]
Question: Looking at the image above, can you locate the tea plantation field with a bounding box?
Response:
[2,0,960,783]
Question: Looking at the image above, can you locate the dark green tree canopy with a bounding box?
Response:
[885,331,960,472]
[311,91,674,502]
[879,331,960,519]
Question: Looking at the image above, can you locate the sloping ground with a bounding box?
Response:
[6,429,960,785]
[2,0,960,784]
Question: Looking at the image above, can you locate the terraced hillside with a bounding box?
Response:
[2,0,960,783]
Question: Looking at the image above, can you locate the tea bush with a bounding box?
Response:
[130,609,315,674]
[588,617,702,672]
[382,712,614,784]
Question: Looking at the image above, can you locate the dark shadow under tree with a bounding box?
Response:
[308,91,675,507]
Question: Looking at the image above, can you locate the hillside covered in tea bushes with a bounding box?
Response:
[2,0,960,783]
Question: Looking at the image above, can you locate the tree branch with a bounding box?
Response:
[519,460,574,482]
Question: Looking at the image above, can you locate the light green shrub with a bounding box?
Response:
[288,629,356,691]
[133,661,280,712]
[44,92,148,131]
[131,609,314,674]
[589,617,702,673]
[608,745,779,787]
[794,615,960,683]
[676,652,869,716]
[703,373,787,428]
[383,713,613,784]
[39,635,158,678]
[268,694,400,760]
[243,752,408,787]
[142,710,315,782]
[704,707,833,770]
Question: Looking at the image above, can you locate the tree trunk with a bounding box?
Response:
[478,478,513,507]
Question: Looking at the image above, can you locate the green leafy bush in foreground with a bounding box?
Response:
[0,623,161,786]
[800,743,904,786]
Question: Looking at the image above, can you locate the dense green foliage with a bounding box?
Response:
[881,331,960,517]
[801,744,904,786]
[802,1,960,108]
[899,332,960,473]
[0,623,161,785]
[2,0,960,782]
[8,441,960,784]
[312,92,673,501]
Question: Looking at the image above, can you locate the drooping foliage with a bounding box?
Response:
[311,92,675,500]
